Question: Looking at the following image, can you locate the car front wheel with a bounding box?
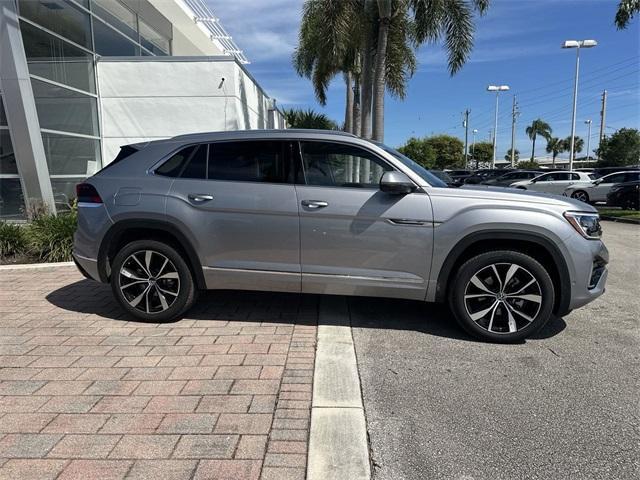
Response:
[111,240,196,322]
[571,190,590,203]
[449,250,555,343]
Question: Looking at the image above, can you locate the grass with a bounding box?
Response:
[597,208,640,221]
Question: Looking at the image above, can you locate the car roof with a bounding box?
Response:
[149,129,358,145]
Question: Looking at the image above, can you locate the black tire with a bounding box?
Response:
[111,240,196,322]
[449,250,555,343]
[571,190,590,203]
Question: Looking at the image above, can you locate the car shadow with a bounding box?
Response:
[45,279,566,343]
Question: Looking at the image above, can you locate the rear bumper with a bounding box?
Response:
[72,253,101,283]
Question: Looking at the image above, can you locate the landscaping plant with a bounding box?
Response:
[28,209,77,263]
[0,222,28,258]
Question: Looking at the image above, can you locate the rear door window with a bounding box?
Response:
[208,140,299,184]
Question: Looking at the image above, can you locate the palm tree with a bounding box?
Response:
[293,0,362,132]
[283,108,338,130]
[504,149,519,162]
[370,0,490,141]
[526,119,553,160]
[546,137,565,167]
[615,0,639,28]
[294,0,491,141]
[563,136,584,163]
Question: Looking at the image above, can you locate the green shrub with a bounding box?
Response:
[28,211,77,262]
[0,222,28,258]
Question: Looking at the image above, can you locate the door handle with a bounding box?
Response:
[188,194,214,202]
[301,200,328,209]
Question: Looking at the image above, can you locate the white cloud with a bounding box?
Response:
[206,0,302,62]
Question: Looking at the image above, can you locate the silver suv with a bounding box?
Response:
[73,130,608,342]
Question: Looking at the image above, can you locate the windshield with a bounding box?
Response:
[373,142,448,187]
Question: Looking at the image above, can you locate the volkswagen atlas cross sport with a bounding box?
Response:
[73,130,608,343]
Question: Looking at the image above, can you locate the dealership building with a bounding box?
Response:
[0,0,284,218]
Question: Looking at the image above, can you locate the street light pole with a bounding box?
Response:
[487,85,510,168]
[585,119,592,163]
[562,39,597,171]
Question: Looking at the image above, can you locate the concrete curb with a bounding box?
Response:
[307,297,371,480]
[600,216,640,225]
[0,261,75,271]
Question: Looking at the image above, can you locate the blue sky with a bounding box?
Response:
[209,0,639,160]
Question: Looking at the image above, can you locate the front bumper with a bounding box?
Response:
[567,239,609,311]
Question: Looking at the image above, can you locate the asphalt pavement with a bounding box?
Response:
[351,221,639,480]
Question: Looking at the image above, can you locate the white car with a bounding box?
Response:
[563,170,640,203]
[510,171,594,195]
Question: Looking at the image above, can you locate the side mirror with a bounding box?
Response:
[380,171,415,194]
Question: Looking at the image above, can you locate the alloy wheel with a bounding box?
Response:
[463,263,542,334]
[572,191,588,202]
[118,250,180,314]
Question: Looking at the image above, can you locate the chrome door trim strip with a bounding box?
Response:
[303,272,424,285]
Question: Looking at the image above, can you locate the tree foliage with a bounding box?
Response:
[504,148,519,162]
[472,142,494,166]
[615,0,640,28]
[596,128,640,167]
[398,134,464,169]
[397,137,435,168]
[525,119,552,160]
[282,108,339,130]
[517,159,540,169]
[546,137,565,166]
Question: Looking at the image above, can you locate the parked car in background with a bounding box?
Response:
[606,181,640,210]
[480,170,539,187]
[444,169,473,186]
[564,171,640,203]
[591,165,640,178]
[464,169,507,184]
[428,170,457,187]
[510,171,594,195]
[73,129,608,343]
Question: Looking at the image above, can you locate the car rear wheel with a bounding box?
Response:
[571,190,589,203]
[449,251,555,343]
[111,240,196,322]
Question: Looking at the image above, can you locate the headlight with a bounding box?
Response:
[563,212,602,239]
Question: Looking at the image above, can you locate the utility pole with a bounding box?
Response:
[510,96,519,168]
[599,89,607,145]
[463,109,470,168]
[472,129,478,168]
[585,119,593,163]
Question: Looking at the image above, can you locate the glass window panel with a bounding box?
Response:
[300,141,391,188]
[0,179,26,219]
[21,21,95,94]
[0,95,7,126]
[1,130,18,175]
[180,145,207,179]
[155,146,196,177]
[31,78,99,136]
[208,141,297,184]
[18,0,92,49]
[93,18,140,56]
[139,19,170,55]
[42,132,101,176]
[92,0,137,41]
[51,177,85,211]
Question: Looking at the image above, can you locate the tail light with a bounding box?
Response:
[76,183,103,204]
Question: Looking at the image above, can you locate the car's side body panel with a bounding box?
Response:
[296,185,434,300]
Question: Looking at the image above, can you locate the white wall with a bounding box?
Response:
[96,58,283,163]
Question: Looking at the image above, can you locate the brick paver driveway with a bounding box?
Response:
[0,266,317,480]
